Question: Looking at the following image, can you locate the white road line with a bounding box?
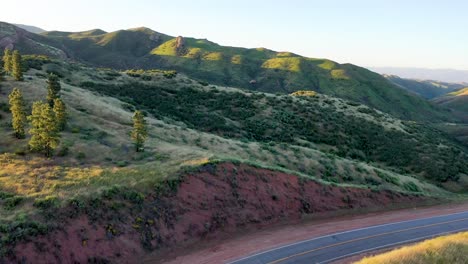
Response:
[317,227,468,264]
[227,210,468,264]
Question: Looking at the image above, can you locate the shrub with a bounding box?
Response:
[403,181,421,193]
[3,196,23,210]
[122,190,144,204]
[69,197,85,208]
[33,196,58,209]
[0,192,14,199]
[198,81,209,86]
[376,170,400,185]
[141,75,152,81]
[57,146,69,157]
[365,177,382,186]
[76,152,86,160]
[0,102,10,113]
[116,160,128,167]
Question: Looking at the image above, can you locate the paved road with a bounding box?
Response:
[228,211,468,264]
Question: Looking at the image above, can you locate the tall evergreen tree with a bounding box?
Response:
[53,98,67,131]
[28,101,60,157]
[131,110,148,152]
[2,48,12,74]
[11,50,23,81]
[46,74,61,106]
[8,88,27,139]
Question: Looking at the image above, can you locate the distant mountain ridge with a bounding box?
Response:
[384,75,465,99]
[371,67,468,83]
[0,21,453,121]
[13,23,46,34]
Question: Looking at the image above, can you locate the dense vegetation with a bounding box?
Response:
[78,75,467,182]
[0,22,467,262]
[0,21,452,122]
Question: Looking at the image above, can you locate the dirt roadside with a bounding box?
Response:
[149,201,468,264]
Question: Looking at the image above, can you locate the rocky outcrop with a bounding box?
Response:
[175,36,185,49]
[175,36,187,56]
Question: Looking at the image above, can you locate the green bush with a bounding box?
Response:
[76,152,86,160]
[122,190,144,204]
[3,196,23,210]
[403,181,421,193]
[0,192,14,200]
[0,102,10,113]
[376,170,400,185]
[116,160,129,167]
[76,80,468,184]
[57,145,69,157]
[33,196,59,209]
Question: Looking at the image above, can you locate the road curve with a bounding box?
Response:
[228,211,468,264]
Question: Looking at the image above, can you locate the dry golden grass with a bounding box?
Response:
[355,231,468,264]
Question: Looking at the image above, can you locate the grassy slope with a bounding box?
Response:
[431,87,468,147]
[355,231,468,264]
[0,21,451,122]
[384,74,465,99]
[0,58,462,216]
[0,57,466,257]
[434,87,468,112]
[432,87,468,145]
[70,69,467,184]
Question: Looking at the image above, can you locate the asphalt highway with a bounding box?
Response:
[229,211,468,264]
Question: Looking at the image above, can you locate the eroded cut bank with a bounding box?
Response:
[10,162,427,263]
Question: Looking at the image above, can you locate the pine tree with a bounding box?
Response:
[131,110,148,152]
[11,50,23,81]
[2,48,12,74]
[53,98,67,131]
[28,101,60,157]
[8,88,27,139]
[46,74,61,106]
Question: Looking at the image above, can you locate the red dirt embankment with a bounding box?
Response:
[11,162,426,263]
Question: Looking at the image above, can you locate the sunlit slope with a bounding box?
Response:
[0,21,452,121]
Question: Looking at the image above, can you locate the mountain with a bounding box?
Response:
[433,87,468,120]
[0,21,451,122]
[13,23,46,34]
[0,22,67,58]
[384,75,465,99]
[0,26,467,263]
[371,66,468,83]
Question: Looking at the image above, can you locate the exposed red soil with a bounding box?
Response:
[9,162,429,263]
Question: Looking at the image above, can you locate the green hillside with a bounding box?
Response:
[384,74,464,99]
[0,53,467,262]
[0,22,452,122]
[17,56,468,184]
[0,22,65,58]
[433,87,468,121]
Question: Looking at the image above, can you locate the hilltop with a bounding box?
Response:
[0,21,452,122]
[371,66,468,83]
[13,23,46,34]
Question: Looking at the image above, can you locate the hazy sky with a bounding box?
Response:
[3,0,468,70]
